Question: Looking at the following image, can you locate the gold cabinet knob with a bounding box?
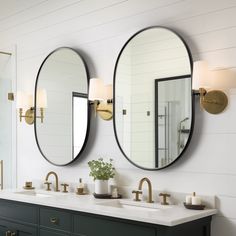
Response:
[50,217,58,224]
[44,181,52,191]
[159,193,171,205]
[61,183,69,193]
[132,190,142,201]
[5,231,12,236]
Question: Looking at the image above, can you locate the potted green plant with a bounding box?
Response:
[88,158,115,194]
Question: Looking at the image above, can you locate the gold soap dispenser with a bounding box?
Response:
[76,178,85,195]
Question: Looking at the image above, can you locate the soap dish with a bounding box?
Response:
[93,193,122,199]
[23,186,35,190]
[184,202,205,210]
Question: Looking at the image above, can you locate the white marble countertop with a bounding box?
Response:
[0,189,217,226]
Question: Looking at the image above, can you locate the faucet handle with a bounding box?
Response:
[61,183,69,193]
[159,193,171,205]
[132,190,142,201]
[44,181,52,191]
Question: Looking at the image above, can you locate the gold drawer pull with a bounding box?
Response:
[50,217,58,224]
[5,231,11,236]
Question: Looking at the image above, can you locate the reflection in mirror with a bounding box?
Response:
[35,47,89,166]
[114,27,193,170]
[156,75,191,167]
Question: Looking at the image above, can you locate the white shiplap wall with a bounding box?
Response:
[0,0,236,235]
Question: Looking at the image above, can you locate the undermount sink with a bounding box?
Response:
[14,190,58,198]
[96,199,172,212]
[14,190,53,198]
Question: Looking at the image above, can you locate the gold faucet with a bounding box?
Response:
[45,171,60,192]
[138,177,154,203]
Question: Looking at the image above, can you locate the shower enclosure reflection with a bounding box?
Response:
[0,49,16,188]
[156,75,191,167]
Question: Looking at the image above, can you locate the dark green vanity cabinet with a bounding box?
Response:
[0,199,212,236]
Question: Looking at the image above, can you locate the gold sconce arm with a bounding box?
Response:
[18,107,45,125]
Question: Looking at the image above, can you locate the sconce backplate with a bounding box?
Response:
[97,103,113,120]
[25,109,34,125]
[202,90,228,114]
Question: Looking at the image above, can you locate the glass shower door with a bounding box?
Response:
[0,50,16,189]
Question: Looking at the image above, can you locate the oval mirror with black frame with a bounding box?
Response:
[113,26,194,170]
[34,47,90,166]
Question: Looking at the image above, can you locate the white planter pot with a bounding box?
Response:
[94,180,108,194]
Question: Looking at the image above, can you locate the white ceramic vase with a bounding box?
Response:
[94,179,108,194]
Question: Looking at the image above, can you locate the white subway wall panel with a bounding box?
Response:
[0,1,235,235]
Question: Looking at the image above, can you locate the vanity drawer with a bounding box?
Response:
[73,214,156,236]
[0,199,37,224]
[40,208,71,232]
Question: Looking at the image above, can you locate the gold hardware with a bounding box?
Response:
[138,177,154,203]
[50,217,58,224]
[19,107,46,125]
[8,93,14,101]
[61,183,69,193]
[19,108,34,125]
[0,51,12,56]
[76,187,84,195]
[45,171,60,192]
[44,181,52,191]
[132,190,142,201]
[5,231,12,236]
[91,101,113,121]
[25,181,32,188]
[200,89,228,114]
[159,193,171,205]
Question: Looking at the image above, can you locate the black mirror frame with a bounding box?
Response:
[34,47,90,166]
[113,26,194,171]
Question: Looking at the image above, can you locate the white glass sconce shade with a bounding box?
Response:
[88,78,104,101]
[37,89,47,108]
[192,61,211,90]
[16,91,33,109]
[104,84,113,100]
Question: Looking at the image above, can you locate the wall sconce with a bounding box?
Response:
[88,78,113,120]
[17,89,47,125]
[192,61,229,114]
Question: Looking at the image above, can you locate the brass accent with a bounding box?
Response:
[195,88,228,114]
[19,107,45,125]
[44,181,52,191]
[61,183,69,193]
[25,182,32,188]
[132,190,142,201]
[40,107,44,123]
[0,51,12,56]
[138,177,154,203]
[201,90,228,114]
[19,108,34,125]
[97,103,113,120]
[76,187,84,195]
[8,93,14,101]
[0,160,3,190]
[25,109,34,124]
[5,231,12,236]
[159,193,171,205]
[50,217,58,224]
[45,171,60,192]
[91,100,113,121]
